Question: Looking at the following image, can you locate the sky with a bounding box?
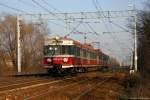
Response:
[0,0,146,65]
[0,0,145,12]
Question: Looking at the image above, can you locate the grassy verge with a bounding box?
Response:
[119,72,150,100]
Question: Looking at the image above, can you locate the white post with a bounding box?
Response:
[134,13,138,72]
[130,52,134,74]
[130,53,133,69]
[17,15,21,73]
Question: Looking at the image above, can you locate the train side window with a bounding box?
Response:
[77,47,80,56]
[71,46,75,55]
[74,46,78,56]
[93,53,94,59]
[94,53,96,59]
[67,46,70,54]
[68,45,75,55]
[83,49,86,57]
[97,54,99,61]
[80,48,82,57]
[62,45,67,54]
[88,51,90,59]
[74,46,77,56]
[90,52,92,59]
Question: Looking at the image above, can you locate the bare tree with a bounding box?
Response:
[0,15,17,68]
[135,1,150,73]
[0,14,48,73]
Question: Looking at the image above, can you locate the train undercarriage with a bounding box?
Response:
[46,64,108,75]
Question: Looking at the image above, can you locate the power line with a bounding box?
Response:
[109,20,130,32]
[47,20,66,28]
[31,0,76,35]
[92,0,130,59]
[82,22,116,54]
[0,2,30,14]
[40,0,61,12]
[65,19,84,37]
[31,0,55,16]
[18,0,38,8]
[94,0,131,50]
[85,22,99,36]
[94,0,132,47]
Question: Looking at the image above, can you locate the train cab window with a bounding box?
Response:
[44,45,61,56]
[54,45,61,55]
[44,46,49,55]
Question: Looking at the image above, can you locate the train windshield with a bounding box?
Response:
[44,45,74,56]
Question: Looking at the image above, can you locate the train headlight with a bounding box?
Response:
[63,58,68,63]
[49,47,53,50]
[47,58,52,62]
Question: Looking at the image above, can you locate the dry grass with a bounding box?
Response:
[120,72,150,99]
[130,73,150,99]
[80,78,125,100]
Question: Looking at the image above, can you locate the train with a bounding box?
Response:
[43,36,118,74]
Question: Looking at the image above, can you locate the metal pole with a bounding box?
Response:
[17,15,21,73]
[134,12,138,72]
[130,52,133,69]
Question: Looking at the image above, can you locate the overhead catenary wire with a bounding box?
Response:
[34,0,102,38]
[82,22,117,55]
[94,0,132,49]
[0,2,30,14]
[18,0,38,8]
[89,0,117,53]
[31,0,55,16]
[31,0,68,23]
[17,0,81,37]
[92,0,130,61]
[93,0,131,50]
[31,0,84,37]
[64,19,84,37]
[109,20,130,32]
[107,11,133,51]
[40,0,61,13]
[80,12,112,47]
[108,22,133,51]
[85,22,99,36]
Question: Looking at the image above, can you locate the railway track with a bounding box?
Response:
[0,78,55,91]
[0,77,50,87]
[0,72,121,100]
[0,73,68,87]
[71,78,110,100]
[23,76,112,100]
[25,78,91,100]
[0,75,85,100]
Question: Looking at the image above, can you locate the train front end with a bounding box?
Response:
[43,37,75,74]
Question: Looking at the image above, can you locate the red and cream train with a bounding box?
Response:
[43,36,116,74]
